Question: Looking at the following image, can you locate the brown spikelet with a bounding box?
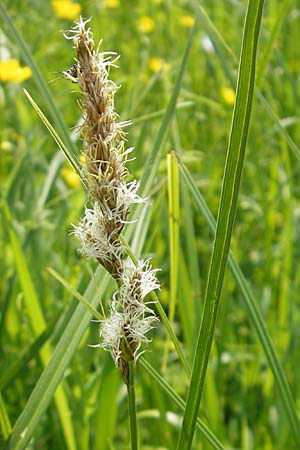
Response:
[65,18,159,380]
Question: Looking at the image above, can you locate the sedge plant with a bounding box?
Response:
[64,17,160,448]
[2,2,300,449]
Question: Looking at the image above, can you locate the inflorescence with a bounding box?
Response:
[64,18,159,382]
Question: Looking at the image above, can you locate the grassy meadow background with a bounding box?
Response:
[1,0,300,449]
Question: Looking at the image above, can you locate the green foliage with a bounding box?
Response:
[1,1,300,449]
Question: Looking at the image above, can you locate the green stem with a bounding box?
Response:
[176,1,264,449]
[127,361,138,450]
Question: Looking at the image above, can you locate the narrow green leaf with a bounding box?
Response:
[3,204,47,335]
[38,152,65,210]
[177,251,196,355]
[177,2,265,449]
[255,89,300,161]
[127,361,138,450]
[181,183,202,330]
[23,89,82,180]
[161,153,180,370]
[167,152,180,324]
[47,267,103,321]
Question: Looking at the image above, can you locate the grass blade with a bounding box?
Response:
[47,267,103,321]
[177,2,265,448]
[127,361,138,450]
[255,89,300,161]
[23,89,82,180]
[167,152,180,324]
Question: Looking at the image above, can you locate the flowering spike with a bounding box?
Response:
[65,18,159,382]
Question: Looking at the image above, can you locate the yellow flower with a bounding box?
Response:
[1,141,13,151]
[104,0,120,7]
[221,87,236,105]
[138,16,155,34]
[61,166,81,188]
[51,0,81,20]
[0,59,32,82]
[149,58,170,73]
[178,15,195,28]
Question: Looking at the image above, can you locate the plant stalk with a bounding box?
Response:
[127,361,138,450]
[176,1,265,448]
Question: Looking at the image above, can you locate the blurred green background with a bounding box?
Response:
[1,0,300,449]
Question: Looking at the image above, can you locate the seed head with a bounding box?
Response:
[64,18,159,381]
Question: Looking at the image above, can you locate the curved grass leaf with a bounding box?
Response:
[177,2,265,448]
[167,152,180,324]
[23,89,82,182]
[47,267,103,321]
